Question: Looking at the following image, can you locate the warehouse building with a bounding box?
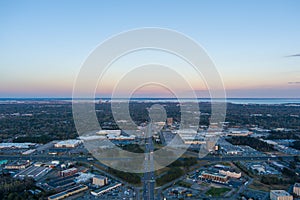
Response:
[91,183,122,196]
[54,140,82,148]
[97,130,121,136]
[48,184,88,200]
[14,165,52,180]
[0,142,36,149]
[5,160,30,170]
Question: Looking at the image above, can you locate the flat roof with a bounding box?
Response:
[201,171,227,178]
[55,140,81,145]
[48,184,87,200]
[97,130,121,135]
[0,142,36,149]
[61,167,77,173]
[271,190,291,196]
[6,160,29,166]
[15,166,49,177]
[93,182,121,193]
[93,175,107,179]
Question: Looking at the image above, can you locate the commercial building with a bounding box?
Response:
[60,167,78,177]
[183,140,206,145]
[167,117,173,126]
[5,160,30,170]
[107,135,135,141]
[22,149,36,155]
[250,164,266,174]
[214,163,241,179]
[75,172,95,183]
[176,129,206,145]
[54,140,82,148]
[14,165,52,180]
[79,135,106,141]
[48,184,88,200]
[97,130,121,136]
[293,183,300,196]
[47,175,78,189]
[92,175,108,186]
[91,183,122,196]
[45,161,60,168]
[219,169,241,179]
[226,129,252,137]
[199,171,228,183]
[222,147,243,155]
[206,139,218,152]
[0,142,36,149]
[270,190,293,200]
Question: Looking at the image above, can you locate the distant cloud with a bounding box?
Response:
[288,81,300,84]
[286,54,300,57]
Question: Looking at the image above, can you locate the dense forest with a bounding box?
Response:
[0,175,53,200]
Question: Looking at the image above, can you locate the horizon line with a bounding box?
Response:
[1,97,300,100]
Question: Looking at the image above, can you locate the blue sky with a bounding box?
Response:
[0,0,300,97]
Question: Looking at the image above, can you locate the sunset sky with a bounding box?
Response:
[1,0,300,98]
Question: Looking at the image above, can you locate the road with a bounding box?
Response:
[0,151,296,200]
[230,178,253,200]
[0,154,295,163]
[142,123,155,200]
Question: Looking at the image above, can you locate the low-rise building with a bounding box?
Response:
[270,190,293,200]
[22,149,36,155]
[48,184,88,200]
[219,169,241,179]
[107,135,135,141]
[199,171,228,183]
[0,142,36,149]
[60,167,78,177]
[250,164,266,174]
[167,117,173,126]
[91,183,122,196]
[54,140,82,148]
[75,172,95,183]
[5,160,30,170]
[221,145,243,155]
[293,183,300,196]
[227,129,252,137]
[92,175,108,186]
[97,130,121,136]
[14,165,51,180]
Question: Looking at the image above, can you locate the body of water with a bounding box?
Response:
[0,98,300,105]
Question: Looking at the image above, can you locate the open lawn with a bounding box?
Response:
[205,187,230,197]
[249,179,290,192]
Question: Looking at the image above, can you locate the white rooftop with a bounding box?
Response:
[79,135,106,141]
[97,130,121,135]
[0,142,36,149]
[55,139,82,145]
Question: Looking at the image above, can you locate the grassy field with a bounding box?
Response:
[249,179,290,192]
[205,187,231,197]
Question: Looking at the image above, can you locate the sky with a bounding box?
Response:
[0,0,300,98]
